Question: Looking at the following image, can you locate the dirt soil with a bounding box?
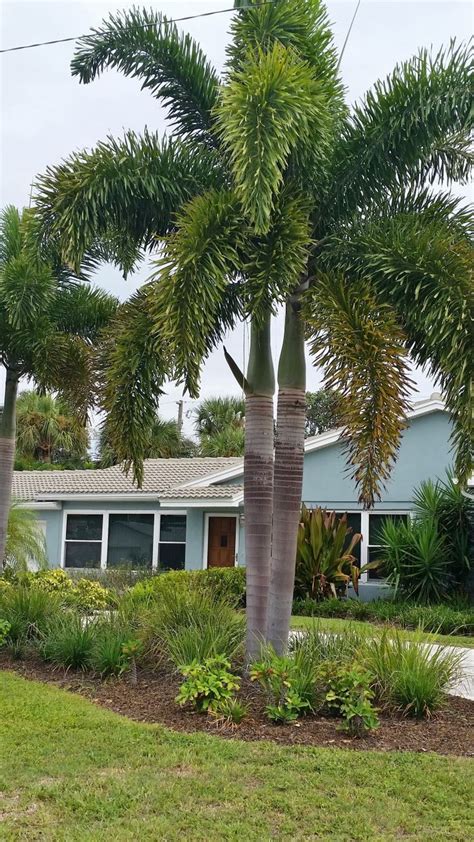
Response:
[2,654,473,757]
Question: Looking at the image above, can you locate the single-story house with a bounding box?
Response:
[12,394,455,600]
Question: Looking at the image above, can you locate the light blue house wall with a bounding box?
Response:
[302,411,453,509]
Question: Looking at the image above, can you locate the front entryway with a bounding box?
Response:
[207,516,237,567]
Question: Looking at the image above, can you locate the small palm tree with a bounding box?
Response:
[200,425,245,458]
[0,205,117,563]
[15,391,88,464]
[4,502,48,571]
[194,396,245,437]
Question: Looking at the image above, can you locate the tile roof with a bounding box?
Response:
[12,458,243,501]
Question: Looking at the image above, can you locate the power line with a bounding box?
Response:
[0,2,274,55]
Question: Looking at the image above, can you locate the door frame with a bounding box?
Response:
[203,512,240,569]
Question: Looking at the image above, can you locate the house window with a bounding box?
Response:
[367,513,409,580]
[158,515,186,571]
[107,514,154,569]
[64,514,103,569]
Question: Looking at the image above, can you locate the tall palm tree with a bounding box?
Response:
[0,205,117,564]
[34,3,472,654]
[15,391,89,464]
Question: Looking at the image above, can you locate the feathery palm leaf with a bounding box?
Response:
[5,502,48,571]
[34,132,221,273]
[330,42,473,221]
[72,6,220,144]
[305,274,412,506]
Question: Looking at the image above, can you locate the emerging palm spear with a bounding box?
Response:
[35,2,473,655]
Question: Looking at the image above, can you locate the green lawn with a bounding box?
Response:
[290,615,474,649]
[0,672,473,841]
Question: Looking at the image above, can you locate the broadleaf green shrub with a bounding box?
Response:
[127,567,246,607]
[321,662,379,736]
[176,656,240,712]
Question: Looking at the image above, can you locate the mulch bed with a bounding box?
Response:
[2,653,473,757]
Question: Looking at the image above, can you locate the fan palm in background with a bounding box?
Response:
[33,1,473,654]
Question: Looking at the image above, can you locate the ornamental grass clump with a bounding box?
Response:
[362,630,463,717]
[0,585,61,643]
[89,616,135,677]
[40,613,95,671]
[142,587,245,667]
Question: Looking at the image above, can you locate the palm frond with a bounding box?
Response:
[331,41,473,219]
[34,131,221,272]
[72,6,219,143]
[53,284,118,340]
[326,210,473,484]
[216,41,329,234]
[0,205,22,267]
[244,188,312,320]
[150,189,245,396]
[5,501,48,571]
[304,274,412,506]
[101,289,168,486]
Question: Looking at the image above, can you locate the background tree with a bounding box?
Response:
[305,389,342,437]
[97,415,195,467]
[34,2,472,655]
[0,205,117,563]
[194,395,245,456]
[15,391,88,465]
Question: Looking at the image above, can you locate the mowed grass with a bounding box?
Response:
[290,615,474,649]
[0,673,473,841]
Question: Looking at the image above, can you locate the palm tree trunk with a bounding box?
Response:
[0,369,19,567]
[267,302,306,654]
[244,315,275,660]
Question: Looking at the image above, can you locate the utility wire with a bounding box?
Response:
[336,0,362,72]
[0,1,275,55]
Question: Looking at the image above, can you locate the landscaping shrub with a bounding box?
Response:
[209,696,249,726]
[250,649,312,723]
[141,587,246,667]
[292,597,474,636]
[176,655,240,712]
[362,631,463,717]
[295,506,361,600]
[40,613,96,670]
[127,567,246,608]
[290,622,367,668]
[0,570,114,613]
[89,616,134,677]
[0,586,61,643]
[377,517,449,603]
[322,662,379,736]
[0,618,11,646]
[413,475,473,587]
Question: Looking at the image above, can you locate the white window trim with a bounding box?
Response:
[202,513,240,570]
[60,509,186,571]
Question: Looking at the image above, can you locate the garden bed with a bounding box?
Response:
[2,653,473,758]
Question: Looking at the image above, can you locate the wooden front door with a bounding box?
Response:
[207,517,236,568]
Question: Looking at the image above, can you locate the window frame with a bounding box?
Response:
[158,514,187,571]
[61,509,187,571]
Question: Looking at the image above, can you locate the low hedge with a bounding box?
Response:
[128,567,246,607]
[292,596,474,636]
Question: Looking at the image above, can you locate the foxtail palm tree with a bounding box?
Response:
[34,3,472,655]
[0,205,117,563]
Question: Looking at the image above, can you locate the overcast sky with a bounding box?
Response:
[1,1,472,435]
